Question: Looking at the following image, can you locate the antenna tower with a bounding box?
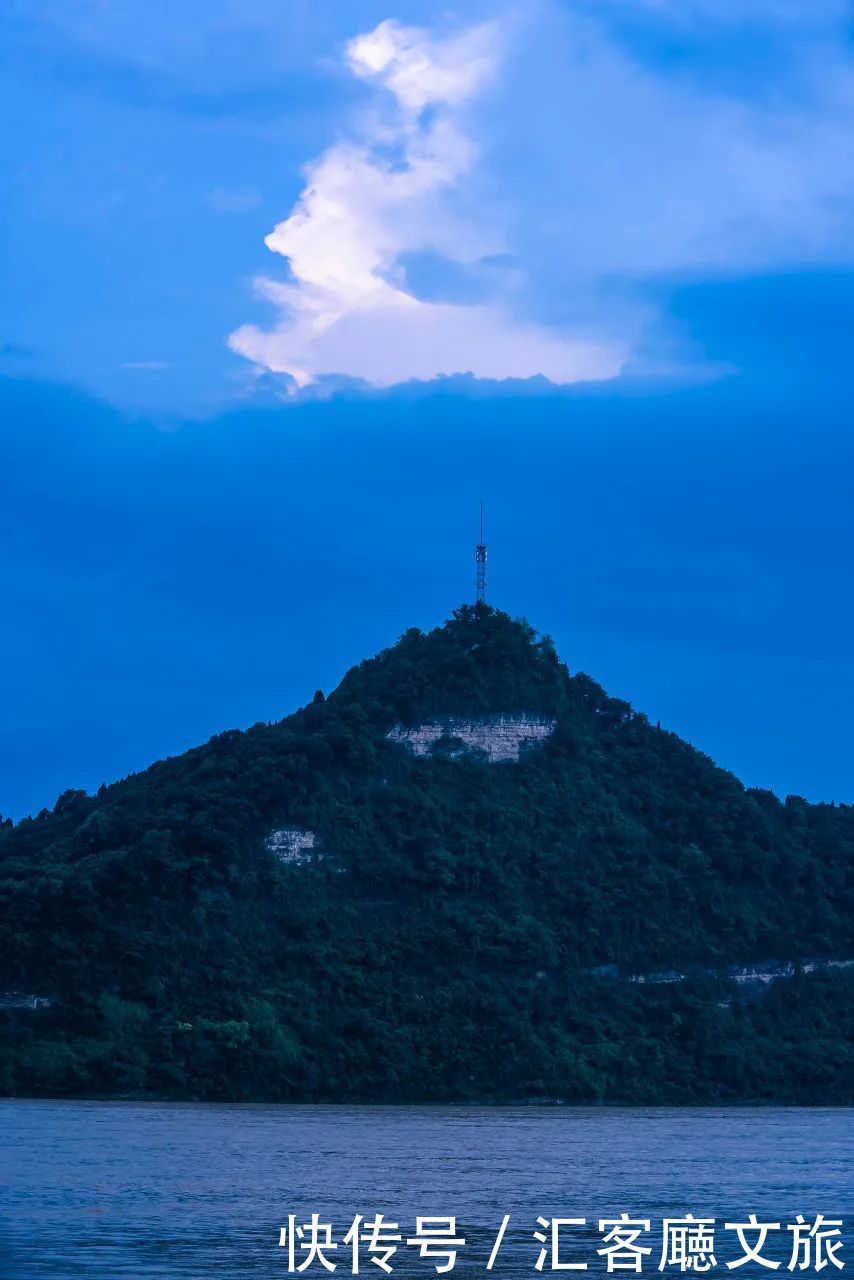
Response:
[475,502,487,604]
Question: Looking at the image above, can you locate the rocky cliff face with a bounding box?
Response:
[265,828,317,864]
[387,715,556,763]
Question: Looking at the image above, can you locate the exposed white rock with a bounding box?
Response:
[387,715,556,763]
[628,969,686,986]
[731,958,854,984]
[0,992,52,1009]
[596,958,854,987]
[265,828,318,865]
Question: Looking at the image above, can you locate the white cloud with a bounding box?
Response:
[346,18,499,112]
[228,17,626,390]
[229,1,854,395]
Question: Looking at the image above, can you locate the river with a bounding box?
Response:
[1,1103,851,1278]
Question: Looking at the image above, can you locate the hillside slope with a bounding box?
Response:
[1,605,852,1102]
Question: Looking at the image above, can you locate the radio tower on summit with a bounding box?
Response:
[475,501,487,604]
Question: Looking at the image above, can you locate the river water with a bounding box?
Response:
[1,1103,851,1279]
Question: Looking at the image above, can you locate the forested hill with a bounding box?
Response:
[1,604,853,1103]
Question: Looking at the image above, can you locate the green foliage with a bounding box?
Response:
[0,604,852,1102]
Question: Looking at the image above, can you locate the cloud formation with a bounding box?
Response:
[504,2,854,279]
[228,17,626,390]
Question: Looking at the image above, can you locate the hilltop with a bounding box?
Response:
[1,605,852,1102]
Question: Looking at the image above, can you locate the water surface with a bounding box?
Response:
[1,1103,851,1278]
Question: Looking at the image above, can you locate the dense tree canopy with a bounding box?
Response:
[1,605,852,1102]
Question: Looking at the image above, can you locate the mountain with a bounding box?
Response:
[1,605,852,1103]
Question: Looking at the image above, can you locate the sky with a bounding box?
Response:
[1,0,854,818]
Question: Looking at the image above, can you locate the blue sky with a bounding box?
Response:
[1,1,854,817]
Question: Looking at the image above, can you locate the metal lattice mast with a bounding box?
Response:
[475,501,487,603]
